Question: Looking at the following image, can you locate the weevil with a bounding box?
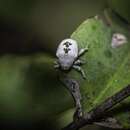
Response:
[54,38,88,120]
[54,38,88,79]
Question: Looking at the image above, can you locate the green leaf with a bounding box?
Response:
[68,18,130,129]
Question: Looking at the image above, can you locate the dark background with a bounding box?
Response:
[0,0,107,54]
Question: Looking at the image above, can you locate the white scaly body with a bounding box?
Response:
[55,38,88,79]
[56,39,78,70]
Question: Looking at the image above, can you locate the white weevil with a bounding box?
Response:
[54,38,88,79]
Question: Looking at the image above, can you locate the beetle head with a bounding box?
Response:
[58,56,74,70]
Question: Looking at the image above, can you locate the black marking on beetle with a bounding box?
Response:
[63,42,72,47]
[64,48,71,53]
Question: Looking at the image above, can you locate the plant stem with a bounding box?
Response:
[63,84,130,130]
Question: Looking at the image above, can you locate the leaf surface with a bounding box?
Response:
[69,18,130,128]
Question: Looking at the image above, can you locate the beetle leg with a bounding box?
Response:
[78,47,88,57]
[54,64,59,69]
[74,59,86,66]
[54,61,60,69]
[72,65,86,79]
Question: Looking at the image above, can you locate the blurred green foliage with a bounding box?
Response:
[0,54,73,129]
[0,54,72,120]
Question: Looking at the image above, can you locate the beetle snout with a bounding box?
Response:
[60,64,70,70]
[62,66,69,70]
[58,58,73,71]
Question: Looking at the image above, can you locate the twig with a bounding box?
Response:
[63,84,130,130]
[60,75,83,120]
